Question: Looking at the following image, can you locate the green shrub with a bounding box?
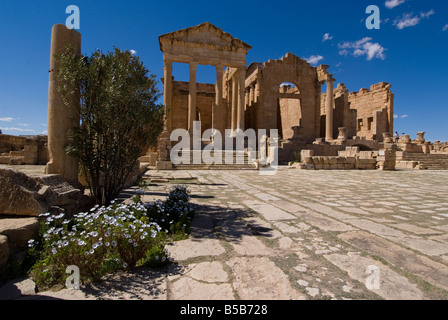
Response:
[30,202,164,289]
[28,186,194,290]
[146,185,195,234]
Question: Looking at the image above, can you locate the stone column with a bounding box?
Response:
[163,57,173,132]
[45,24,81,186]
[337,127,348,143]
[188,62,197,132]
[254,80,260,103]
[249,83,255,106]
[156,56,173,170]
[214,65,223,130]
[231,75,238,133]
[325,77,334,141]
[417,132,426,145]
[237,67,246,131]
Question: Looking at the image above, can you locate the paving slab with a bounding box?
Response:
[338,231,448,291]
[226,257,306,300]
[324,253,425,300]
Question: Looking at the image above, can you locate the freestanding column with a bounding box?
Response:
[156,56,173,169]
[45,24,81,186]
[237,67,246,131]
[231,75,238,133]
[214,65,223,130]
[325,77,335,141]
[188,62,197,132]
[163,57,173,132]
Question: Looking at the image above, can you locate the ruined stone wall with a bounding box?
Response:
[348,82,394,141]
[0,135,48,165]
[0,135,26,153]
[171,81,214,133]
[278,97,302,140]
[256,53,321,143]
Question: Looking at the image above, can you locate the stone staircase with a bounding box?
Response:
[173,150,258,170]
[397,153,448,170]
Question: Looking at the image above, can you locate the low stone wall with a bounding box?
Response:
[301,155,377,170]
[0,135,48,165]
[297,146,395,171]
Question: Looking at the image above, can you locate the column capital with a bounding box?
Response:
[326,75,336,85]
[189,61,198,70]
[163,56,172,67]
[215,64,224,71]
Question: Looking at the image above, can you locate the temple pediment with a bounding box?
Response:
[159,22,252,53]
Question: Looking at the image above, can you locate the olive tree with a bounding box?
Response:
[57,47,164,205]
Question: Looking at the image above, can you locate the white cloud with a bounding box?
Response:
[385,0,406,9]
[420,10,435,19]
[305,55,324,65]
[394,10,435,29]
[401,114,409,118]
[394,114,409,119]
[129,49,137,56]
[18,123,30,127]
[394,114,399,119]
[394,13,420,29]
[0,127,36,133]
[0,117,14,122]
[443,24,448,31]
[322,33,333,42]
[41,130,48,135]
[41,123,48,127]
[338,38,386,61]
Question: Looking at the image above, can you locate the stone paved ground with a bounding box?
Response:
[5,167,448,300]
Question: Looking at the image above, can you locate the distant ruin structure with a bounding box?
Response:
[155,22,407,169]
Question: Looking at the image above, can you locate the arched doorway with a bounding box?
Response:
[277,82,302,140]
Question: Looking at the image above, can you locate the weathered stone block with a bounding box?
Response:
[0,218,39,255]
[0,169,57,216]
[303,157,313,165]
[0,235,9,269]
[300,150,314,159]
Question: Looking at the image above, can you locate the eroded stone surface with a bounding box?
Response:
[169,277,234,300]
[324,253,425,300]
[186,262,229,283]
[166,238,226,261]
[227,257,306,300]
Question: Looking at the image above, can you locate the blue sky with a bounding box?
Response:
[0,0,447,141]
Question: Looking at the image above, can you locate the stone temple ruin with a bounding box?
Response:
[151,22,448,171]
[1,22,448,292]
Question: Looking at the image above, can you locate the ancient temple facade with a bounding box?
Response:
[156,22,395,168]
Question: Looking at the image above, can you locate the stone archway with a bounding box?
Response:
[277,82,302,140]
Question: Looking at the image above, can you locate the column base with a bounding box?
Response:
[156,161,173,170]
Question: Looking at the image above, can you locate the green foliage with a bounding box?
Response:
[56,47,164,205]
[146,186,195,234]
[28,186,193,291]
